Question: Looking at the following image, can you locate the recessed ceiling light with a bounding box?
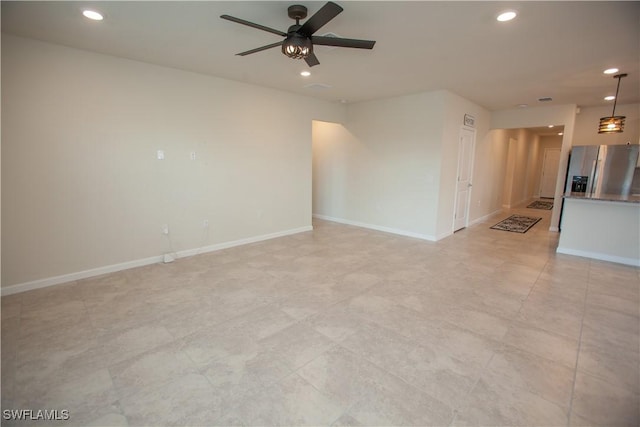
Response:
[603,68,619,75]
[300,71,311,77]
[517,104,528,108]
[548,125,554,128]
[340,99,348,104]
[497,11,517,22]
[558,132,564,136]
[82,9,104,21]
[604,95,616,101]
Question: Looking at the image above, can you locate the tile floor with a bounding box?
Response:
[1,206,639,426]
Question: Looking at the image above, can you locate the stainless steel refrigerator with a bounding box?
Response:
[565,144,640,197]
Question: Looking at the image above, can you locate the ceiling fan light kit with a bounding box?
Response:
[598,73,627,134]
[221,1,376,67]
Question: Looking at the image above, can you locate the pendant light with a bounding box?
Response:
[598,73,627,133]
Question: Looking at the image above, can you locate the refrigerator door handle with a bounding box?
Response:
[590,159,600,195]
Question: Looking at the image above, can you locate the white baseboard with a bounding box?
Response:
[1,226,313,296]
[556,247,640,267]
[313,214,437,241]
[549,226,559,232]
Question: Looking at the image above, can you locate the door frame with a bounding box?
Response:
[453,126,476,232]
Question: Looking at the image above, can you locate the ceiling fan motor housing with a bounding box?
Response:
[288,5,308,21]
[221,1,375,67]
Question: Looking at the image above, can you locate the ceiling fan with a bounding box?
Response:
[220,1,376,67]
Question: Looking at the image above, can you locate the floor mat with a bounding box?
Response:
[527,200,553,210]
[491,214,542,233]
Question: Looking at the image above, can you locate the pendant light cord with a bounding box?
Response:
[611,73,627,117]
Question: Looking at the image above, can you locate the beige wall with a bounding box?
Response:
[312,91,446,240]
[531,136,563,197]
[1,35,343,289]
[573,103,640,146]
[312,90,490,241]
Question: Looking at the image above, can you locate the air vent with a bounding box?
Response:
[304,83,332,90]
[538,97,553,102]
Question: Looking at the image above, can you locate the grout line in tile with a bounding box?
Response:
[566,259,592,427]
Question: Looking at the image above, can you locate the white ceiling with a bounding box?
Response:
[2,1,639,111]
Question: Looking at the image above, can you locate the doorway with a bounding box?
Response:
[454,127,475,232]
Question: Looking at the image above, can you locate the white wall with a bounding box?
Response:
[1,35,344,289]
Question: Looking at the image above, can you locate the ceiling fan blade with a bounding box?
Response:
[312,36,376,49]
[298,2,343,37]
[236,41,283,56]
[220,15,287,37]
[305,53,320,67]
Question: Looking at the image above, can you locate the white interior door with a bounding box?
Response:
[539,148,561,198]
[454,127,475,231]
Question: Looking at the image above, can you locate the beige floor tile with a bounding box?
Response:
[227,373,346,426]
[108,341,198,399]
[580,319,640,353]
[15,337,108,398]
[3,212,639,427]
[1,295,22,320]
[454,377,568,426]
[303,301,372,343]
[583,305,639,337]
[586,292,640,318]
[178,325,258,368]
[483,346,575,410]
[259,322,336,370]
[119,373,223,426]
[344,361,453,426]
[296,345,366,404]
[99,324,175,366]
[571,371,640,426]
[503,322,579,368]
[577,342,640,394]
[432,322,501,371]
[14,369,119,426]
[516,293,584,340]
[438,304,511,341]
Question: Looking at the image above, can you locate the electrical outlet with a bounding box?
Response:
[157,150,165,160]
[190,151,196,160]
[162,224,169,235]
[203,219,209,228]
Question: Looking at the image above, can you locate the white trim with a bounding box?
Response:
[313,214,437,241]
[1,226,313,296]
[548,226,559,232]
[556,247,640,267]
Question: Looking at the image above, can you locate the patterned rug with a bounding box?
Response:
[527,200,554,210]
[491,215,542,233]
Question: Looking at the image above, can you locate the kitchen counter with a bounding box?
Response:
[557,197,640,266]
[564,192,640,203]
